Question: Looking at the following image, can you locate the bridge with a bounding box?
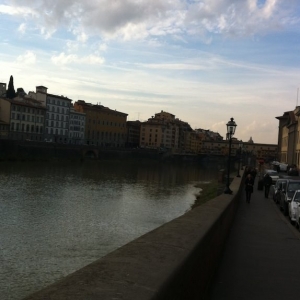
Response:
[23,170,300,299]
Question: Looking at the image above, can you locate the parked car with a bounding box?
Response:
[294,194,300,229]
[271,161,288,172]
[279,179,300,215]
[289,190,300,224]
[271,179,287,204]
[279,163,289,172]
[264,169,279,184]
[287,164,299,176]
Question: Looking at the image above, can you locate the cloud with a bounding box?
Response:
[51,52,105,65]
[16,51,36,64]
[3,0,297,42]
[210,121,226,133]
[0,4,35,16]
[18,23,26,34]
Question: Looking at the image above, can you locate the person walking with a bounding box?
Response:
[251,168,257,183]
[245,174,254,203]
[263,173,273,198]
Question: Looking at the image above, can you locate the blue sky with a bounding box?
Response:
[1,0,300,144]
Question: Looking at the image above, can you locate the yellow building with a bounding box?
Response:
[140,111,192,151]
[74,100,128,147]
[140,118,165,149]
[1,96,46,141]
[181,131,202,154]
[0,96,10,138]
[276,108,300,166]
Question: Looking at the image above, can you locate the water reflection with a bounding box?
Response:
[0,160,220,300]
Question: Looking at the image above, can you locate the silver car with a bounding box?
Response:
[289,190,300,224]
[279,179,300,216]
[271,179,287,204]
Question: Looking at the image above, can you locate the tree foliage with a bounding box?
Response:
[6,75,16,99]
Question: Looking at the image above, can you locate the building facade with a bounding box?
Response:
[0,96,10,138]
[9,96,46,141]
[140,111,181,151]
[74,100,128,147]
[69,106,86,144]
[0,82,6,97]
[276,108,300,166]
[126,121,141,148]
[29,86,72,143]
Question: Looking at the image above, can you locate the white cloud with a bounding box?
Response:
[0,4,36,16]
[72,27,88,43]
[210,121,226,133]
[2,0,297,42]
[18,23,26,34]
[51,52,104,65]
[16,51,36,64]
[99,43,107,52]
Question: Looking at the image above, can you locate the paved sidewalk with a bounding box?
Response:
[210,178,300,300]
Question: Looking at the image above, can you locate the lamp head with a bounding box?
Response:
[226,117,237,136]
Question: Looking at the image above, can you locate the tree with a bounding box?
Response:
[6,75,16,99]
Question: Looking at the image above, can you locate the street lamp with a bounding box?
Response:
[240,142,244,170]
[224,117,237,194]
[237,141,243,177]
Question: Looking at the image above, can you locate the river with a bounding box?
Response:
[0,160,221,299]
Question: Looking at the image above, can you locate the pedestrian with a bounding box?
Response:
[245,174,254,203]
[251,168,257,183]
[263,173,273,198]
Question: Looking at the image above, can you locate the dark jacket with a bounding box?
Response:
[263,174,273,186]
[245,176,254,193]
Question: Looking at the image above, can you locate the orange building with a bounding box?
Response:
[74,100,128,147]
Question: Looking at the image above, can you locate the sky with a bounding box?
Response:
[1,0,300,144]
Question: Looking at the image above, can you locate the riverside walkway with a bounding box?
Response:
[210,176,300,300]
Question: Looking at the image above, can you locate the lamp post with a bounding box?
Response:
[237,141,243,177]
[224,117,237,194]
[240,142,244,170]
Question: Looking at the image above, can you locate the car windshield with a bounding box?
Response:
[294,193,300,202]
[267,171,278,176]
[288,182,300,192]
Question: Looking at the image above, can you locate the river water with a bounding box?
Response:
[0,160,221,299]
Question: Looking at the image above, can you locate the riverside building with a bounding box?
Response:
[74,100,128,147]
[140,111,195,153]
[28,86,72,143]
[69,106,86,144]
[2,96,46,141]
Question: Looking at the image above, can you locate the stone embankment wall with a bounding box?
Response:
[0,139,218,162]
[23,172,244,300]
